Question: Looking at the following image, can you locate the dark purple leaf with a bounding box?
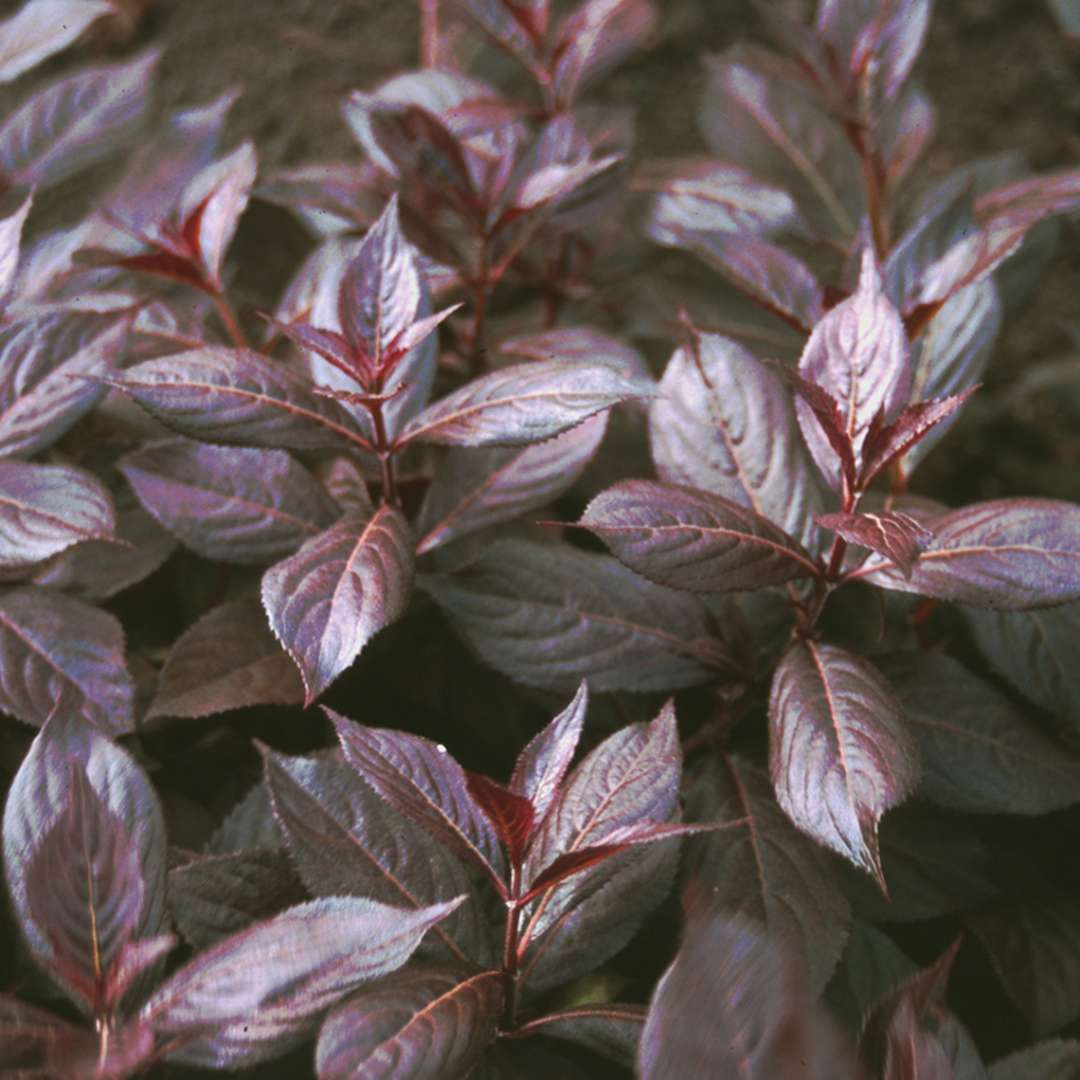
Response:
[829,921,917,1027]
[119,438,339,565]
[796,249,911,490]
[788,371,858,493]
[880,652,1080,814]
[858,387,979,485]
[0,190,32,305]
[639,907,860,1079]
[912,222,1025,316]
[338,195,420,364]
[265,750,493,966]
[769,640,920,886]
[512,154,621,212]
[207,782,282,856]
[0,460,114,567]
[517,704,681,990]
[684,753,850,992]
[522,821,713,900]
[0,51,158,189]
[580,479,820,592]
[398,360,651,448]
[837,805,996,924]
[416,413,607,555]
[699,47,863,239]
[168,849,306,951]
[649,332,824,548]
[509,681,587,826]
[0,317,127,460]
[149,596,304,721]
[466,772,534,869]
[422,539,727,692]
[860,498,1080,609]
[551,0,656,104]
[316,965,502,1080]
[963,600,1080,731]
[457,0,544,67]
[22,767,145,1012]
[817,509,932,576]
[261,506,414,704]
[331,712,506,882]
[3,713,167,1008]
[0,0,111,83]
[143,895,464,1069]
[111,347,369,451]
[178,141,257,289]
[967,888,1080,1038]
[988,1041,1080,1080]
[510,1004,644,1067]
[0,586,133,732]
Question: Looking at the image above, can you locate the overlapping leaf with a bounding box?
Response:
[261,506,414,703]
[416,414,607,555]
[422,539,727,692]
[649,332,825,547]
[265,749,493,965]
[142,896,463,1068]
[510,1004,645,1068]
[398,360,650,448]
[685,753,850,992]
[0,0,111,84]
[111,347,367,451]
[0,586,133,731]
[315,965,503,1080]
[119,439,339,565]
[861,498,1080,609]
[580,479,820,592]
[332,713,506,882]
[769,640,920,885]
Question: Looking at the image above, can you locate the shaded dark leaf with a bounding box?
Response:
[149,595,304,721]
[316,965,502,1080]
[0,586,133,732]
[510,1003,645,1067]
[580,479,820,592]
[861,498,1080,610]
[398,360,650,448]
[119,438,338,565]
[967,888,1080,1038]
[769,640,920,886]
[422,539,727,692]
[416,414,607,555]
[988,1040,1080,1080]
[206,782,282,856]
[685,753,850,993]
[168,849,306,950]
[880,652,1080,814]
[262,506,414,704]
[466,772,534,869]
[143,896,464,1069]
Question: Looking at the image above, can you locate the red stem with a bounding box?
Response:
[420,0,439,67]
